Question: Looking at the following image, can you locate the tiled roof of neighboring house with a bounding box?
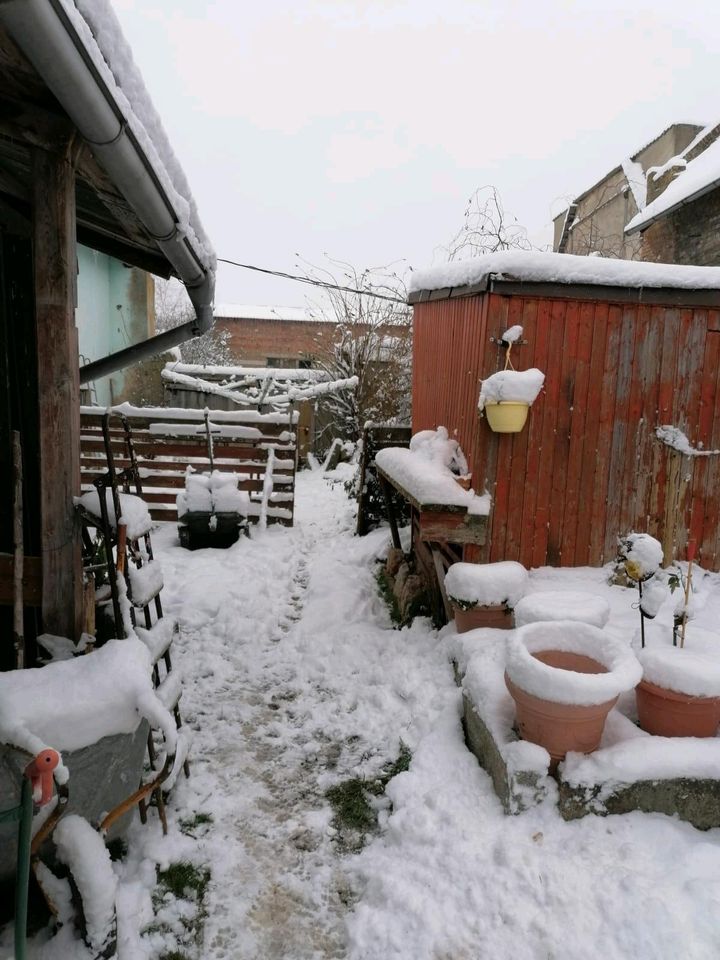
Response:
[626,124,720,235]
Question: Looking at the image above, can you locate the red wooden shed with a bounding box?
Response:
[408,251,720,571]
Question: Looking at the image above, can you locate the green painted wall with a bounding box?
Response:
[76,245,153,405]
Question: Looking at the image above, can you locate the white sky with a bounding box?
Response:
[113,0,718,306]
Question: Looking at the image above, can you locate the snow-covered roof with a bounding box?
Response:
[626,131,720,235]
[65,1,215,273]
[214,305,309,322]
[409,251,720,298]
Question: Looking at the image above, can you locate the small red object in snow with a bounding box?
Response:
[687,540,697,562]
[25,749,60,806]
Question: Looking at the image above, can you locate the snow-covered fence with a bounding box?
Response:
[80,404,298,526]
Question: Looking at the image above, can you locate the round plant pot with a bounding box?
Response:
[505,651,617,767]
[453,603,512,633]
[636,679,720,738]
[484,402,529,433]
[504,621,643,768]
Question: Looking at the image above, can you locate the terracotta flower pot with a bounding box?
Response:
[636,679,720,738]
[504,621,643,769]
[505,651,617,768]
[453,603,512,633]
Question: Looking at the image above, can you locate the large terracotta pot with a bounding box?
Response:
[453,603,512,633]
[636,679,720,738]
[504,621,643,769]
[505,651,617,768]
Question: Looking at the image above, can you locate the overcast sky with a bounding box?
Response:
[113,0,717,307]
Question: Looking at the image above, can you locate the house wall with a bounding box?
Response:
[215,316,336,366]
[412,291,720,570]
[76,245,154,404]
[642,190,720,267]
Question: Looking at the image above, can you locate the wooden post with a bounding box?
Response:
[380,475,402,551]
[33,143,83,641]
[12,431,24,668]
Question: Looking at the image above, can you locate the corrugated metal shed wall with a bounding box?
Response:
[412,291,720,569]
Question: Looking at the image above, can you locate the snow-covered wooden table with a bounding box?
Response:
[374,447,490,546]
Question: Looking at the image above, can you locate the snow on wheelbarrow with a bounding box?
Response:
[0,637,185,958]
[177,469,251,549]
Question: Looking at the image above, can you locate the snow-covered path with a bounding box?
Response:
[130,468,452,960]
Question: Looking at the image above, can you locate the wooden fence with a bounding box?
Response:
[80,405,298,525]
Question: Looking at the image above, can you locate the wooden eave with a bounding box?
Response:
[0,25,173,277]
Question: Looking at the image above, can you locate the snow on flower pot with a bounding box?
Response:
[445,561,528,633]
[504,621,642,767]
[636,645,720,737]
[478,368,545,434]
[512,591,610,629]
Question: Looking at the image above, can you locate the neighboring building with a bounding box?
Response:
[213,304,335,367]
[552,123,707,260]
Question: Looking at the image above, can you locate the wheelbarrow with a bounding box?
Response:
[0,749,63,960]
[1,736,179,958]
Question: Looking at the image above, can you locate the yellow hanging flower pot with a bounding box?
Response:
[484,401,530,433]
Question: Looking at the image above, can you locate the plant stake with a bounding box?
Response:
[679,540,696,649]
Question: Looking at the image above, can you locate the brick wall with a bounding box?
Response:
[215,317,337,365]
[641,189,720,266]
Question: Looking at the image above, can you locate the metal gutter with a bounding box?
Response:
[0,0,215,382]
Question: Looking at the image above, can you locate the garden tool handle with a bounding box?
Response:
[24,749,60,807]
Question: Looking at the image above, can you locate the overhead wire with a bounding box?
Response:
[216,257,407,304]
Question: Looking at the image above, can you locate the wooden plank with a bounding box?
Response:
[488,296,522,560]
[604,305,635,563]
[547,300,575,565]
[561,300,593,565]
[418,511,487,545]
[573,301,606,566]
[588,304,622,564]
[0,553,42,606]
[520,298,550,565]
[34,143,83,639]
[532,298,565,568]
[477,294,507,562]
[431,545,454,623]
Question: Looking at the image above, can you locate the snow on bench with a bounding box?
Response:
[374,446,491,515]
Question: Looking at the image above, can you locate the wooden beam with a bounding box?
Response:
[0,553,42,606]
[33,142,83,640]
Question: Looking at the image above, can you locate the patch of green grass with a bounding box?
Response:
[326,742,412,850]
[156,861,210,901]
[375,568,404,626]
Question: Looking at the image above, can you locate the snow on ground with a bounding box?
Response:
[6,472,720,959]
